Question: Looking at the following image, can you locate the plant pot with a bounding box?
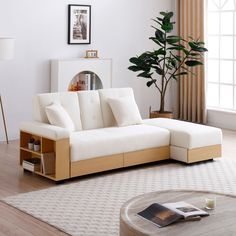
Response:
[34,144,41,152]
[149,110,173,119]
[28,143,34,150]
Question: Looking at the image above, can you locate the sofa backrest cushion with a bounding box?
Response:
[34,92,82,131]
[77,90,104,130]
[99,88,135,127]
[33,88,138,130]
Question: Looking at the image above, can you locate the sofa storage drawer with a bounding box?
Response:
[71,154,124,177]
[123,146,170,167]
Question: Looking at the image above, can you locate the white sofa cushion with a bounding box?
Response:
[77,90,104,130]
[35,92,82,131]
[99,88,135,127]
[45,103,75,131]
[20,122,70,140]
[70,124,170,162]
[144,118,222,149]
[108,96,143,127]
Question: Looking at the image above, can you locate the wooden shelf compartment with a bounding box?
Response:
[20,149,41,165]
[20,130,70,181]
[20,131,42,152]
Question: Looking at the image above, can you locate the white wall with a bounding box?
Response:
[0,0,175,140]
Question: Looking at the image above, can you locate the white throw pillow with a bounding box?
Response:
[108,96,143,127]
[45,103,75,131]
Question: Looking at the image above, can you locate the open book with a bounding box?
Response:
[137,201,209,228]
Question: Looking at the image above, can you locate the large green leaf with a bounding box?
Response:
[193,47,208,52]
[155,29,165,44]
[160,12,167,16]
[189,42,208,52]
[154,48,166,56]
[185,60,203,66]
[156,67,164,75]
[188,41,198,49]
[129,57,140,64]
[128,66,141,72]
[146,80,156,87]
[166,36,181,44]
[137,72,152,78]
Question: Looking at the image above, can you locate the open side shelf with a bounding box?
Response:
[20,131,70,181]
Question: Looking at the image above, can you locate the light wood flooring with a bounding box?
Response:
[0,129,235,235]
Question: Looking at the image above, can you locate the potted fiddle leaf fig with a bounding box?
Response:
[128,11,207,118]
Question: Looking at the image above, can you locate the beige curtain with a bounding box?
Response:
[177,0,206,124]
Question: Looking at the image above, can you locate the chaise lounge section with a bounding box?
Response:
[144,118,222,163]
[20,88,222,181]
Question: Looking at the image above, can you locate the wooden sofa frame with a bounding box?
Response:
[19,130,221,182]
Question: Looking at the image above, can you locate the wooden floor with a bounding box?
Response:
[0,129,235,235]
[0,139,67,235]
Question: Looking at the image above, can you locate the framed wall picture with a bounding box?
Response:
[85,50,98,58]
[68,5,91,44]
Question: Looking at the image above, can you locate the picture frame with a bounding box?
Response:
[85,50,98,58]
[68,5,91,44]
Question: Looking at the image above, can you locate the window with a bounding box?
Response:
[206,0,236,111]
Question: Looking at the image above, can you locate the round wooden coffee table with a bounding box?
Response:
[120,190,236,236]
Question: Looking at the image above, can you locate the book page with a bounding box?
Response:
[163,202,209,218]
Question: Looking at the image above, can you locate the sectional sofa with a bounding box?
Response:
[20,88,222,181]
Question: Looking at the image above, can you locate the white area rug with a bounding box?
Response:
[2,158,236,236]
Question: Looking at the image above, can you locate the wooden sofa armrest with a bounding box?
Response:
[20,122,71,181]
